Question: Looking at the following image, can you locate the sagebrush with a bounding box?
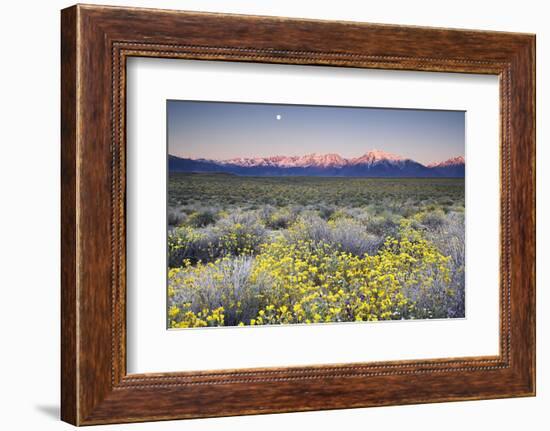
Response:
[167,174,465,327]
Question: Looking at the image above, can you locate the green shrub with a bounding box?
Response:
[186,210,217,228]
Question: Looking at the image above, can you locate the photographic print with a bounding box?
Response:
[167,101,465,329]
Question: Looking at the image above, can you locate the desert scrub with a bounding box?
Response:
[185,209,217,228]
[168,215,268,267]
[284,214,384,257]
[413,208,447,230]
[421,211,465,317]
[168,226,215,267]
[169,174,464,211]
[168,256,271,327]
[167,174,465,323]
[384,220,454,319]
[264,206,298,230]
[168,223,453,327]
[214,214,268,257]
[167,210,186,227]
[365,213,401,237]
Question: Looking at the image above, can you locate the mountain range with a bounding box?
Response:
[169,150,465,178]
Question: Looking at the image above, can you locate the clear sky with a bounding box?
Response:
[167,100,464,165]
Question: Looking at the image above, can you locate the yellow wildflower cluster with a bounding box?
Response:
[169,303,225,328]
[168,221,452,328]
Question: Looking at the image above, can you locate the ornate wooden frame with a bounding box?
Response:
[61,4,535,425]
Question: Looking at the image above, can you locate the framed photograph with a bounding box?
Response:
[61,4,535,425]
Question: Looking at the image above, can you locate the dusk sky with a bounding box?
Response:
[167,100,465,166]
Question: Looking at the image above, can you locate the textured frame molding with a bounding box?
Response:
[61,4,535,425]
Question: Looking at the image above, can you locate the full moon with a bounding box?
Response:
[276,114,282,120]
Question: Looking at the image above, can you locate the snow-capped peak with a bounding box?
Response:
[206,151,461,169]
[350,149,406,165]
[221,153,347,168]
[295,153,347,167]
[427,156,465,168]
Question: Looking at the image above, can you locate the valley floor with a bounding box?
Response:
[167,174,465,328]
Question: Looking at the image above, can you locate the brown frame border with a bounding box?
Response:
[61,4,535,425]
